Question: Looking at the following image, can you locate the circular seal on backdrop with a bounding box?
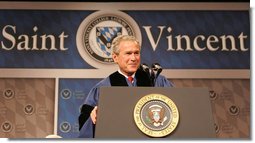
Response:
[3,88,15,100]
[209,90,218,100]
[228,105,240,116]
[60,89,72,100]
[60,121,71,133]
[214,123,220,133]
[76,10,142,69]
[24,104,35,115]
[134,94,179,137]
[1,121,13,133]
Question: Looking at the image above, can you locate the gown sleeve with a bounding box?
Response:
[78,77,111,138]
[154,74,174,87]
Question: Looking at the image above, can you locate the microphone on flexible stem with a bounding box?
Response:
[140,63,154,86]
[140,63,151,77]
[151,63,163,85]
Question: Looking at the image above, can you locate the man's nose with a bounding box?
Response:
[130,53,136,60]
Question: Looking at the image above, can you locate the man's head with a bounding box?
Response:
[111,35,141,76]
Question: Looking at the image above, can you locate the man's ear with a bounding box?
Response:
[112,53,118,63]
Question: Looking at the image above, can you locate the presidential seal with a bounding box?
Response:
[134,94,179,137]
[76,10,141,69]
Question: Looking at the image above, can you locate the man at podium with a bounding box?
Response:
[78,35,174,138]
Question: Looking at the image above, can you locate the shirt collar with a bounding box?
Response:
[118,69,135,79]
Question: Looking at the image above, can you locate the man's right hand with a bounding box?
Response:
[90,106,97,124]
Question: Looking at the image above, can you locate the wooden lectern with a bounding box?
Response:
[95,87,216,138]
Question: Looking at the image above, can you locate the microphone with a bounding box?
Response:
[140,63,151,78]
[151,63,162,82]
[140,63,163,86]
[140,63,155,86]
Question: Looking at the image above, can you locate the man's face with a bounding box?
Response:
[112,40,141,76]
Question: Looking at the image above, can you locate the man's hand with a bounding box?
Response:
[90,106,97,124]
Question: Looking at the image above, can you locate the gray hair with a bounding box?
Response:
[111,35,141,55]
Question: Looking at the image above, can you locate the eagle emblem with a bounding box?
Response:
[147,104,168,127]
